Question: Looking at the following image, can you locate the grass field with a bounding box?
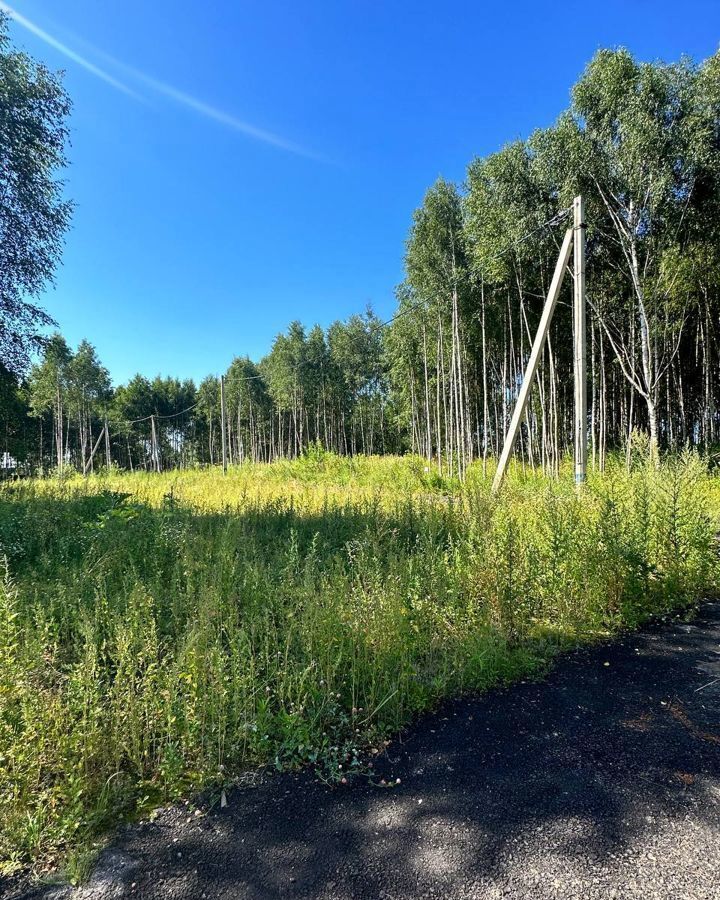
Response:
[0,450,717,876]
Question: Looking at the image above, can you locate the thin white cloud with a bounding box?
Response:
[0,2,139,97]
[108,57,320,159]
[1,3,321,160]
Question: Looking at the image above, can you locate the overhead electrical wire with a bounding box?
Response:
[380,206,573,329]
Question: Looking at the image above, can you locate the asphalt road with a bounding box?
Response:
[8,601,720,900]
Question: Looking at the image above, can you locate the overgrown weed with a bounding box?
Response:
[0,452,717,872]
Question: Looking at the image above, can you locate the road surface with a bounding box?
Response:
[8,601,720,900]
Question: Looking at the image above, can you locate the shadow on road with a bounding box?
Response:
[12,601,717,899]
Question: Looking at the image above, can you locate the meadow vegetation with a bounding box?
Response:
[0,450,717,874]
[1,11,719,886]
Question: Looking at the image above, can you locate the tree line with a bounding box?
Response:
[390,47,720,477]
[1,311,396,473]
[1,40,719,475]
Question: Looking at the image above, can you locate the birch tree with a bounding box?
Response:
[0,15,72,373]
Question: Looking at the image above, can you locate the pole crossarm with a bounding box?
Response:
[491,226,574,494]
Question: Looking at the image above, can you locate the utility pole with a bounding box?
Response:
[83,427,106,476]
[573,195,587,486]
[151,414,161,473]
[220,375,228,475]
[104,420,111,469]
[492,227,574,494]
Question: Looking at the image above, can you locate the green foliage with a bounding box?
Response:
[0,14,72,374]
[0,455,717,872]
[27,335,72,420]
[7,50,720,475]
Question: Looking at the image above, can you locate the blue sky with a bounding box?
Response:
[5,1,720,385]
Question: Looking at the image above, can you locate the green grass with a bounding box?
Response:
[0,450,717,874]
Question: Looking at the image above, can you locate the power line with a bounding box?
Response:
[380,206,573,329]
[123,402,200,426]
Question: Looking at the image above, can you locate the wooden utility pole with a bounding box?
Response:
[220,375,228,475]
[492,227,574,494]
[573,195,587,485]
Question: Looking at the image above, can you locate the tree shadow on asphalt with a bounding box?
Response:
[103,604,720,899]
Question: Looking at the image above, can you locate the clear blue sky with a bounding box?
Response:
[5,0,720,385]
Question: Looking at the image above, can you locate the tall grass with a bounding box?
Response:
[0,451,717,873]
